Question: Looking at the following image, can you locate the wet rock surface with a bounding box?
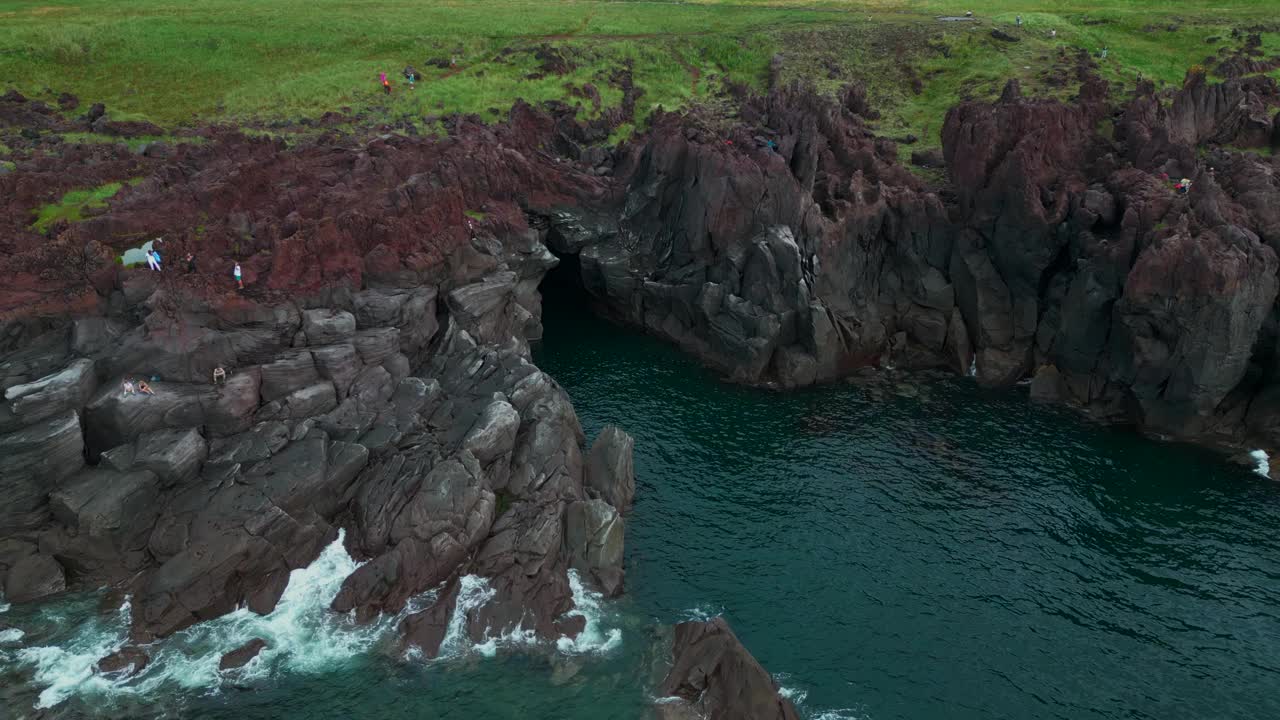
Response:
[97,646,151,677]
[219,638,268,670]
[658,618,801,720]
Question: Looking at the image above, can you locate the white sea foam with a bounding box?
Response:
[1249,449,1270,478]
[8,531,400,708]
[967,355,978,378]
[15,597,133,708]
[678,604,724,622]
[776,671,869,720]
[0,628,25,644]
[555,570,622,655]
[6,536,627,709]
[433,574,498,660]
[433,574,565,659]
[777,683,808,705]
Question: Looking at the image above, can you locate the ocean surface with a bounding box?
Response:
[2,270,1278,719]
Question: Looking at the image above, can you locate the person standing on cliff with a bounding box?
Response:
[185,253,197,274]
[380,71,391,95]
[233,261,243,289]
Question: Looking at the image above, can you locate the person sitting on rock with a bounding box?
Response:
[1178,178,1192,195]
[186,253,197,273]
[137,380,155,395]
[122,378,136,395]
[213,367,226,385]
[145,249,161,272]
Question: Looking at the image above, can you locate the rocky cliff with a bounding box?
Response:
[0,96,637,661]
[1,50,1279,704]
[546,64,1280,455]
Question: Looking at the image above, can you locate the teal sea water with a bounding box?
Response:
[1,270,1278,719]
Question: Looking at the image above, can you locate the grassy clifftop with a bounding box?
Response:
[1,0,1277,148]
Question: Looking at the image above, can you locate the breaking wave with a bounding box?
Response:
[555,569,622,655]
[1,535,624,712]
[1249,449,1270,478]
[5,532,393,709]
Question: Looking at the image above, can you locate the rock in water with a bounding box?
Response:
[585,425,635,513]
[219,638,268,670]
[97,646,150,676]
[658,618,800,720]
[565,499,625,596]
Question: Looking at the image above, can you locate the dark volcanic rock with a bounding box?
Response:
[910,148,945,168]
[2,63,1280,654]
[219,638,268,670]
[4,553,66,603]
[0,411,84,534]
[566,84,952,387]
[1111,227,1277,434]
[659,618,801,720]
[97,646,150,676]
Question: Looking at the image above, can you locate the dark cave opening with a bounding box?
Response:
[535,249,596,350]
[539,250,588,313]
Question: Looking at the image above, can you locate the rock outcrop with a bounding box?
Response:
[1,47,1279,681]
[556,85,954,387]
[219,638,268,670]
[546,66,1280,455]
[0,117,632,653]
[585,425,635,513]
[97,646,150,677]
[657,618,801,720]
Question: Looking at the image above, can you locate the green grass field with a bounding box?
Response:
[0,0,1277,151]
